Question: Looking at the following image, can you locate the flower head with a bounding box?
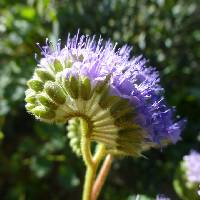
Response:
[25,32,185,156]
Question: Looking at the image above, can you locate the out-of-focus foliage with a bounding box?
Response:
[0,0,199,199]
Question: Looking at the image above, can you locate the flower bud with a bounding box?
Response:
[27,79,44,92]
[44,81,66,104]
[35,68,55,82]
[32,106,55,120]
[37,94,58,109]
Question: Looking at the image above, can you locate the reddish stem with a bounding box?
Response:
[91,154,113,200]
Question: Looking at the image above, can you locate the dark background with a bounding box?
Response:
[0,0,199,199]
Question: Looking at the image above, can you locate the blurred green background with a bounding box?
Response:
[0,0,199,199]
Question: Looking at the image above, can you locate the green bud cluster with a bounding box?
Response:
[25,58,145,157]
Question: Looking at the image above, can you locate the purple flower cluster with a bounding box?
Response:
[38,32,185,146]
[184,150,200,183]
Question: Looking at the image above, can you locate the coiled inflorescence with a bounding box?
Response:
[25,32,185,157]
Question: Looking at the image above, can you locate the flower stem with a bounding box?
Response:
[80,118,106,200]
[82,143,106,200]
[81,135,93,168]
[93,143,106,164]
[91,154,113,200]
[83,166,96,200]
[80,118,94,200]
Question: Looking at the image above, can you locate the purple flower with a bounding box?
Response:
[184,150,200,183]
[25,32,186,156]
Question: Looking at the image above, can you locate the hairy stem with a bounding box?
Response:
[81,118,106,200]
[80,118,109,200]
[81,135,93,168]
[80,118,94,200]
[82,143,106,200]
[93,143,106,164]
[91,154,113,200]
[83,166,96,200]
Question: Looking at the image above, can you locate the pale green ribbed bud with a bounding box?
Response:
[32,106,55,120]
[35,68,55,82]
[27,79,44,92]
[37,94,58,110]
[44,81,66,104]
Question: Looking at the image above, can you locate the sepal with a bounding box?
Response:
[44,81,66,104]
[31,106,55,120]
[35,68,55,82]
[27,79,44,92]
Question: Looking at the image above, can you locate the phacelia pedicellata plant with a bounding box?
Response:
[174,150,200,200]
[25,32,185,200]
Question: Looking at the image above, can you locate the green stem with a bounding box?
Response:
[81,135,96,200]
[80,118,107,200]
[93,143,106,164]
[83,166,96,200]
[80,118,94,200]
[81,135,93,168]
